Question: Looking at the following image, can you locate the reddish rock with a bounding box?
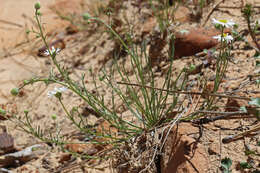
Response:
[171,28,230,58]
[59,153,72,163]
[161,124,208,173]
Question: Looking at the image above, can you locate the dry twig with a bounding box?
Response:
[245,16,260,51]
[222,123,260,143]
[218,5,260,9]
[202,0,224,27]
[117,81,251,100]
[0,19,23,28]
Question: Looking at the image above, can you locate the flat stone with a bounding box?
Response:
[171,27,230,58]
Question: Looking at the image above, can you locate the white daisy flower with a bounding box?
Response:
[213,33,233,43]
[212,18,235,28]
[44,46,61,56]
[47,86,67,98]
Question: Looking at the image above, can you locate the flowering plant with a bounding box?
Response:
[212,18,235,28]
[213,33,233,43]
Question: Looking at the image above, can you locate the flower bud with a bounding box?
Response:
[34,2,41,10]
[23,80,30,85]
[54,92,62,99]
[36,11,42,16]
[11,88,19,96]
[51,114,57,120]
[26,30,30,35]
[83,13,91,20]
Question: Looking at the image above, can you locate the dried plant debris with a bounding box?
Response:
[0,144,45,168]
[113,131,158,173]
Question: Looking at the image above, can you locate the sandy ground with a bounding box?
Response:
[0,0,63,103]
[0,0,62,48]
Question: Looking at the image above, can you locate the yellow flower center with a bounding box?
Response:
[222,33,227,37]
[219,19,227,23]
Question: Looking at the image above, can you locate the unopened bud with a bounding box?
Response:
[11,88,19,96]
[83,13,91,20]
[51,114,57,120]
[34,2,41,10]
